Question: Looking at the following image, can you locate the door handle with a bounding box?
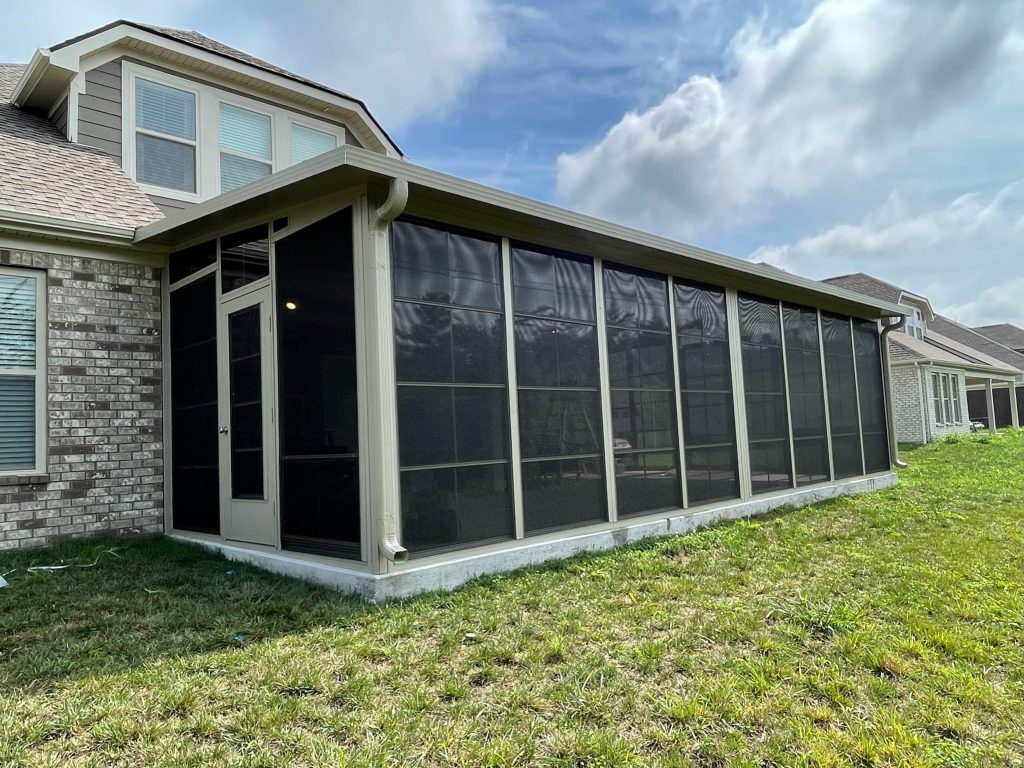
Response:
[218,426,229,434]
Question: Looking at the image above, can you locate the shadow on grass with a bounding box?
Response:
[0,536,373,691]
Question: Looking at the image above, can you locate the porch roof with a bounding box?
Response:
[135,146,908,320]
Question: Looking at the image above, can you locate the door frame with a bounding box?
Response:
[217,282,280,546]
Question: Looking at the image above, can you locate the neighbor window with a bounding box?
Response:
[933,372,960,425]
[135,78,197,192]
[219,103,273,192]
[0,267,45,473]
[950,375,962,422]
[932,373,943,423]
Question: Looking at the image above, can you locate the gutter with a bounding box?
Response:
[880,315,908,469]
[368,177,410,563]
[0,208,138,245]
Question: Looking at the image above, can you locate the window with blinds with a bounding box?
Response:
[291,124,337,165]
[0,268,43,473]
[135,78,197,193]
[219,103,273,193]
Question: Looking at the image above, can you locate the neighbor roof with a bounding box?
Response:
[929,315,1024,372]
[0,64,163,230]
[973,323,1024,351]
[47,20,400,156]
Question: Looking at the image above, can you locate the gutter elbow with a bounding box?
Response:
[379,535,408,563]
[371,177,409,231]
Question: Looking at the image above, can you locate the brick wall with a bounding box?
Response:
[890,365,925,444]
[0,247,163,550]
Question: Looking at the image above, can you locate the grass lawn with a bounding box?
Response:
[1,431,1022,767]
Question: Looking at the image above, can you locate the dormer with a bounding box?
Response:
[10,20,401,213]
[895,291,933,340]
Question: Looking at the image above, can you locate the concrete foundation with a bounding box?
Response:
[171,472,898,602]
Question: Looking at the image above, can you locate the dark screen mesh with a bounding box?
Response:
[674,280,739,504]
[276,209,361,558]
[783,304,829,485]
[821,313,863,478]
[512,244,606,532]
[392,219,513,553]
[853,320,890,472]
[170,274,219,533]
[740,294,792,493]
[604,263,679,516]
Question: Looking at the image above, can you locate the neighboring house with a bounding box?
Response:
[1,21,907,599]
[822,274,1023,443]
[973,323,1024,355]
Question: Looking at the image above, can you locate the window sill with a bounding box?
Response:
[0,473,50,487]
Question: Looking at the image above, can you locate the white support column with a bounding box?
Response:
[985,379,996,433]
[667,276,689,509]
[501,238,525,538]
[1009,381,1020,428]
[726,289,752,499]
[593,258,619,522]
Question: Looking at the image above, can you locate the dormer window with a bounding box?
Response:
[124,63,346,202]
[219,102,273,193]
[903,308,925,340]
[134,79,197,193]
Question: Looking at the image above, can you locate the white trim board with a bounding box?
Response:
[171,471,898,602]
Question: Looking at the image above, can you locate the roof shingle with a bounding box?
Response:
[972,323,1024,351]
[0,64,163,230]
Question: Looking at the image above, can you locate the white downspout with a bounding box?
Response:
[880,315,908,469]
[369,177,410,563]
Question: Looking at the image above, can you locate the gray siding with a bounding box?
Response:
[148,195,193,215]
[51,95,69,138]
[78,60,122,162]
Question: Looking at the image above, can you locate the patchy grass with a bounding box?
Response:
[1,430,1022,767]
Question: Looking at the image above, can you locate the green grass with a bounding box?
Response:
[1,430,1022,767]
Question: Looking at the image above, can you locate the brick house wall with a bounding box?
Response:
[0,247,163,550]
[890,365,925,444]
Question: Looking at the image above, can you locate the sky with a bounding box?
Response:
[2,0,1022,326]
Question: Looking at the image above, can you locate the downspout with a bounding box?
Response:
[369,176,410,563]
[879,314,908,469]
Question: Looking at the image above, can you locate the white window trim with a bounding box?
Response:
[931,370,963,426]
[123,64,204,203]
[122,61,346,204]
[0,265,47,476]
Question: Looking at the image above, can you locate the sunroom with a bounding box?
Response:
[138,146,906,601]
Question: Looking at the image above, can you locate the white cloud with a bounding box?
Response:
[248,0,504,129]
[555,0,1024,234]
[750,181,1024,325]
[942,280,1024,328]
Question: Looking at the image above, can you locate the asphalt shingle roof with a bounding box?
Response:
[929,315,1024,372]
[973,323,1024,351]
[0,64,163,230]
[821,273,903,305]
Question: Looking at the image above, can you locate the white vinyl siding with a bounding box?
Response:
[0,267,46,474]
[219,103,273,192]
[134,78,197,192]
[291,123,337,165]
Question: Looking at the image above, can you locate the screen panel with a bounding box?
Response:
[392,219,513,553]
[276,209,361,558]
[854,319,891,473]
[169,274,219,533]
[674,280,739,504]
[512,244,606,532]
[739,294,792,493]
[783,304,829,485]
[821,313,863,478]
[604,263,679,516]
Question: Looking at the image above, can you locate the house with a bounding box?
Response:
[973,323,1024,355]
[822,274,1023,443]
[1,21,907,599]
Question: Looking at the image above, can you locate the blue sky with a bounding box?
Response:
[3,0,1022,324]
